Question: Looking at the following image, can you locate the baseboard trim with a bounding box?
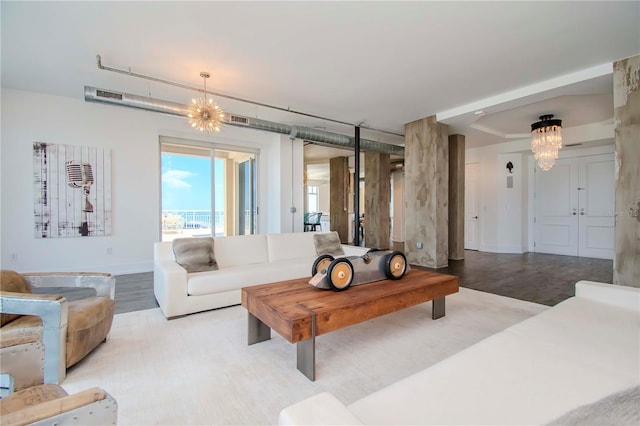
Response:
[479,244,527,254]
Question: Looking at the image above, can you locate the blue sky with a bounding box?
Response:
[161,154,224,211]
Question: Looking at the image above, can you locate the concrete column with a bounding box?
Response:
[364,151,390,249]
[448,134,465,260]
[404,116,449,268]
[613,55,640,287]
[330,156,349,243]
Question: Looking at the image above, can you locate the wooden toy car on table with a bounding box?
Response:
[309,250,409,291]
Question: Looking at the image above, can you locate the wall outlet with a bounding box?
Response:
[106,248,112,255]
[10,253,17,261]
[416,242,423,249]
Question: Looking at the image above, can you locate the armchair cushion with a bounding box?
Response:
[66,297,115,367]
[0,384,116,426]
[0,315,43,348]
[0,384,68,415]
[172,237,219,273]
[0,271,33,326]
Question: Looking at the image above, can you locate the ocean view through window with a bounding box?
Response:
[160,140,257,241]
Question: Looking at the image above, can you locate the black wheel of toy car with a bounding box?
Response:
[311,254,335,276]
[384,251,407,280]
[327,258,354,291]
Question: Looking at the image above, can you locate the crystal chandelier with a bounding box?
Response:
[188,72,224,132]
[531,114,562,171]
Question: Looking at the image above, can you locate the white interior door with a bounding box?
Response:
[534,153,614,259]
[464,163,479,250]
[577,154,615,259]
[534,159,579,256]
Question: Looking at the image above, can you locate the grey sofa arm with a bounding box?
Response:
[22,272,115,300]
[0,292,69,386]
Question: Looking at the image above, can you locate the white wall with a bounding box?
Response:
[1,89,301,274]
[277,135,305,233]
[496,152,527,253]
[466,121,615,254]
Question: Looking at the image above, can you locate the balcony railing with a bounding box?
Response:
[161,209,253,240]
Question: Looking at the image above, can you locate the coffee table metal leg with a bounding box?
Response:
[296,311,317,381]
[297,337,315,381]
[432,297,445,319]
[248,312,271,345]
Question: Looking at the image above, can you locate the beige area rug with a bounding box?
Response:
[62,288,547,425]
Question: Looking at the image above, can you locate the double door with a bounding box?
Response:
[534,153,614,259]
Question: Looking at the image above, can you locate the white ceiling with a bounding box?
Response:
[2,1,639,156]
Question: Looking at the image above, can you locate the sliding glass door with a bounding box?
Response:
[160,139,257,241]
[237,156,256,235]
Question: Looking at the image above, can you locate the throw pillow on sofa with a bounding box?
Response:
[313,232,344,256]
[172,237,219,273]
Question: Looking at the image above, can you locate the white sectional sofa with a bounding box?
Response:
[279,281,640,425]
[154,232,369,319]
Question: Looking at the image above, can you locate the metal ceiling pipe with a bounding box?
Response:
[95,55,405,138]
[83,86,404,157]
[84,86,188,117]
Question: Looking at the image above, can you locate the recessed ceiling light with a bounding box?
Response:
[474,110,484,115]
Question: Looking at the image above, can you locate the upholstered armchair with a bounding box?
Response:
[0,270,115,392]
[0,383,117,426]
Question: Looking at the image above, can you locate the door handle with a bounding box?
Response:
[571,209,577,216]
[580,208,585,216]
[473,216,478,219]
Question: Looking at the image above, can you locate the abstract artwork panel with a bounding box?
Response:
[34,142,112,238]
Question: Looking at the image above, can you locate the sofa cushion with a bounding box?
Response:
[188,264,268,295]
[214,234,269,268]
[187,260,311,296]
[260,260,314,282]
[267,232,317,263]
[313,231,345,256]
[172,237,218,273]
[0,270,33,326]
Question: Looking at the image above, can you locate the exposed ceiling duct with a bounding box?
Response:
[83,86,404,157]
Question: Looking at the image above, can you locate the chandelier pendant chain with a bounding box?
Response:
[201,72,209,103]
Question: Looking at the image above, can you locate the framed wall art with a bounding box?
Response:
[33,142,112,238]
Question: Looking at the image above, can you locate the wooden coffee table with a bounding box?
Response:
[241,269,459,380]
